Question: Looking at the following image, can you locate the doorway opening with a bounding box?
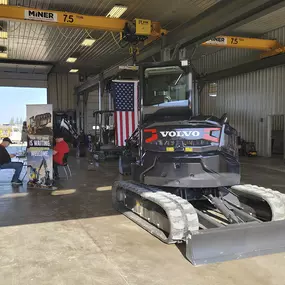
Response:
[0,87,47,183]
[0,86,47,144]
[271,115,284,159]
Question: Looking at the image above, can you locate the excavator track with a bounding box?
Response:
[231,184,285,221]
[112,180,199,243]
[113,181,285,242]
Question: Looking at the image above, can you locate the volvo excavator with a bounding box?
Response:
[112,60,285,265]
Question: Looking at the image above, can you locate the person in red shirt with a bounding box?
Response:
[53,134,69,179]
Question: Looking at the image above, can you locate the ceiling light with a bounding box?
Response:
[69,69,79,73]
[0,0,8,5]
[0,31,7,39]
[66,57,77,63]
[81,38,96,47]
[106,5,127,18]
[0,52,8,58]
[0,46,7,58]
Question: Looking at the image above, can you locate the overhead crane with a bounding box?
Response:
[0,5,167,62]
[201,36,284,59]
[0,5,284,62]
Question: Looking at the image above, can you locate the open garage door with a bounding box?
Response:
[0,87,47,143]
[0,63,52,88]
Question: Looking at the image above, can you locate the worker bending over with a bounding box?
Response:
[0,137,23,185]
[53,134,69,179]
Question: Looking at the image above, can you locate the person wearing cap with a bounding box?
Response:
[0,137,23,185]
[53,133,69,179]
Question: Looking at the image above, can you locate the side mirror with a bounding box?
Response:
[220,113,228,124]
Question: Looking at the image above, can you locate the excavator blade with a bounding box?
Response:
[186,219,285,265]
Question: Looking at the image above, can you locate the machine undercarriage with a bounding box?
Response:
[113,181,285,265]
[112,60,285,265]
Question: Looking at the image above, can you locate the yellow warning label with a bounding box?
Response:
[185,147,193,152]
[166,147,174,152]
[135,18,151,35]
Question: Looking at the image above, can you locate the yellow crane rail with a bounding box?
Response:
[0,5,285,60]
[201,36,279,51]
[0,5,166,37]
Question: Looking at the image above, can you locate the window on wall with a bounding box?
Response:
[208,82,217,97]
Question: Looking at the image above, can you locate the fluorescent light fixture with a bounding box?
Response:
[69,69,79,73]
[81,38,96,46]
[0,31,8,39]
[66,57,77,63]
[0,46,7,58]
[209,94,217,97]
[51,189,76,196]
[106,5,127,18]
[0,52,7,58]
[0,0,8,5]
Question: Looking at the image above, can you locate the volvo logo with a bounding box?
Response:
[160,131,200,138]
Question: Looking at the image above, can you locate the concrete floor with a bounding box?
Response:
[0,155,285,285]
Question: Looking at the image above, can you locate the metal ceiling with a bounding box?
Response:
[234,6,285,35]
[3,0,217,74]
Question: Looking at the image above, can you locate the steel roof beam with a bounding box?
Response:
[136,0,285,62]
[75,58,133,94]
[198,53,285,82]
[75,0,285,94]
[165,0,285,49]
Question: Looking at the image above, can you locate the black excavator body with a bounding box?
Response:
[132,116,240,193]
[113,60,285,266]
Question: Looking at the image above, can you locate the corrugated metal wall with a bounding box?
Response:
[196,25,285,157]
[47,73,79,111]
[272,115,284,131]
[193,48,259,74]
[200,66,285,156]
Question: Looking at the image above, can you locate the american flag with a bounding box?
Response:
[113,80,139,146]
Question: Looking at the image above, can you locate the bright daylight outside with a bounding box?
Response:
[0,87,47,183]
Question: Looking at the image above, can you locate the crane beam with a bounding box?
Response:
[0,5,166,37]
[201,36,279,51]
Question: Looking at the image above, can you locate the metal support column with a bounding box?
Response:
[193,77,200,116]
[283,115,285,160]
[99,74,103,112]
[266,115,273,158]
[78,94,84,132]
[161,47,171,62]
[83,91,89,133]
[179,48,187,60]
[108,91,112,110]
[186,71,193,116]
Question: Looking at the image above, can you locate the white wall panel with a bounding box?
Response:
[47,73,79,111]
[201,66,285,156]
